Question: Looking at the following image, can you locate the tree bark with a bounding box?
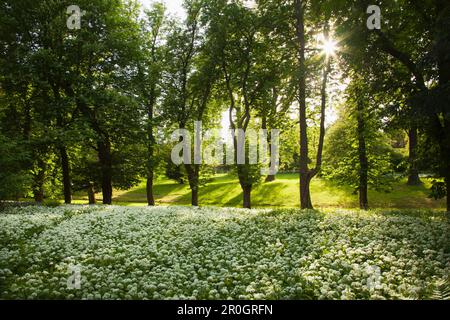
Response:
[357,101,369,210]
[316,51,330,174]
[33,160,46,203]
[295,0,313,210]
[407,127,422,186]
[262,115,276,182]
[87,183,96,205]
[191,185,199,207]
[265,132,276,183]
[234,131,253,209]
[59,146,72,204]
[446,164,450,215]
[185,164,200,207]
[146,130,155,206]
[300,174,313,209]
[146,85,156,206]
[34,188,44,203]
[146,172,155,206]
[98,139,113,205]
[242,185,252,209]
[442,126,450,214]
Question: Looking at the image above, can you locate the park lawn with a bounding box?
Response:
[72,174,446,209]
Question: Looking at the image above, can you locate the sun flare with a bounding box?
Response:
[320,38,338,57]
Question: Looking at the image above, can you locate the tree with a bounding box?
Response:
[0,0,146,205]
[0,134,30,201]
[328,0,450,212]
[256,1,296,182]
[206,0,271,208]
[294,0,331,209]
[162,0,219,206]
[0,0,47,202]
[137,2,168,206]
[59,0,144,204]
[323,78,396,210]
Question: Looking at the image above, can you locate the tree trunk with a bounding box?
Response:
[53,86,72,204]
[88,183,96,205]
[262,116,276,183]
[33,184,45,203]
[33,159,46,203]
[242,185,252,209]
[59,146,72,204]
[295,0,313,210]
[146,90,156,206]
[34,189,44,203]
[185,164,200,207]
[442,133,450,214]
[234,129,253,209]
[192,186,199,207]
[357,101,369,210]
[146,173,155,206]
[98,139,113,205]
[436,2,450,213]
[300,174,313,209]
[446,165,450,215]
[315,43,330,175]
[407,127,422,186]
[238,173,253,209]
[359,177,369,211]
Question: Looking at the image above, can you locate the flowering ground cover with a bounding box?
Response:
[0,205,448,300]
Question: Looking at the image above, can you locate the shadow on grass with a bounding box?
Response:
[114,181,189,204]
[108,174,445,210]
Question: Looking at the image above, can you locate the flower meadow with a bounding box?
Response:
[0,205,448,300]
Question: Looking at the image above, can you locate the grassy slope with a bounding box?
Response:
[72,174,446,209]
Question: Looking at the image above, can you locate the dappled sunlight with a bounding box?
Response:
[72,175,447,210]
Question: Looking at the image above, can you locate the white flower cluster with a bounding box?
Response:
[0,206,448,300]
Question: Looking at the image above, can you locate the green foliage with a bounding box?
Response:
[0,135,31,200]
[279,120,300,172]
[323,108,397,193]
[0,0,448,210]
[429,180,447,201]
[42,199,62,208]
[0,0,146,203]
[165,159,185,185]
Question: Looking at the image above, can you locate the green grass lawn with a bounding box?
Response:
[72,174,446,209]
